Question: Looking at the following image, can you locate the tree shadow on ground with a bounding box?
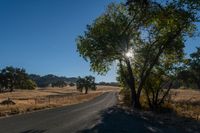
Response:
[79,106,199,133]
[20,129,46,133]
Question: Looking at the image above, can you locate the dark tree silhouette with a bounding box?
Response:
[76,76,96,94]
[0,66,36,92]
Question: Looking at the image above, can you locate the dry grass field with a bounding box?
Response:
[119,89,200,132]
[0,86,119,117]
[170,89,200,120]
[154,89,200,132]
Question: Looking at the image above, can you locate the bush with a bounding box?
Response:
[120,89,132,107]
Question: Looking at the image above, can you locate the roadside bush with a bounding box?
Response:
[120,89,131,107]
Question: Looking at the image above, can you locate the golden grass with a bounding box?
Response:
[0,86,77,100]
[170,89,200,120]
[119,88,200,120]
[95,85,120,92]
[118,88,200,132]
[0,86,119,117]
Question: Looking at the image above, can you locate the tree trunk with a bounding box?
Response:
[197,81,200,90]
[129,80,137,108]
[119,59,141,109]
[194,76,200,89]
[124,58,140,108]
[134,95,141,108]
[85,87,88,94]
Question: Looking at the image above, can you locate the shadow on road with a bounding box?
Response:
[20,129,46,133]
[79,106,190,133]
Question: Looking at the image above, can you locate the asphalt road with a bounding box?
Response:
[0,92,117,133]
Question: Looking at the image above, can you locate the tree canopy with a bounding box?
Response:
[177,47,200,89]
[189,47,200,89]
[0,66,36,92]
[76,76,96,94]
[76,0,200,108]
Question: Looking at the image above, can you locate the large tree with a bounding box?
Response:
[0,66,36,92]
[76,1,199,108]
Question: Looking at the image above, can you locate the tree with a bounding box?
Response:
[76,76,96,94]
[0,66,36,92]
[69,82,75,87]
[177,47,200,89]
[144,66,174,110]
[52,81,67,88]
[177,69,193,88]
[188,47,200,89]
[77,1,199,108]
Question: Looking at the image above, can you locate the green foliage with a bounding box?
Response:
[69,82,75,87]
[76,76,96,94]
[177,47,200,89]
[76,1,199,108]
[144,68,173,110]
[52,81,68,88]
[76,3,136,74]
[178,47,200,89]
[0,66,36,92]
[188,47,200,89]
[119,88,132,107]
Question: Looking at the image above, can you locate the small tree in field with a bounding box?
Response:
[76,76,96,94]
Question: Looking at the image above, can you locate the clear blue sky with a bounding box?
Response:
[0,0,199,82]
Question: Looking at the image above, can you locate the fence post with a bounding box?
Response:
[35,98,37,105]
[48,96,50,105]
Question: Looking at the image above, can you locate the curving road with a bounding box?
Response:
[0,92,117,133]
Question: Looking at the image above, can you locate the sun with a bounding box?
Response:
[125,48,134,58]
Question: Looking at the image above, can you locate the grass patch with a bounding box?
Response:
[0,86,119,117]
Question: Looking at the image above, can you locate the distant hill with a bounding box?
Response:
[29,74,77,87]
[29,74,119,88]
[97,82,120,87]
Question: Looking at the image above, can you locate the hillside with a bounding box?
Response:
[29,74,78,87]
